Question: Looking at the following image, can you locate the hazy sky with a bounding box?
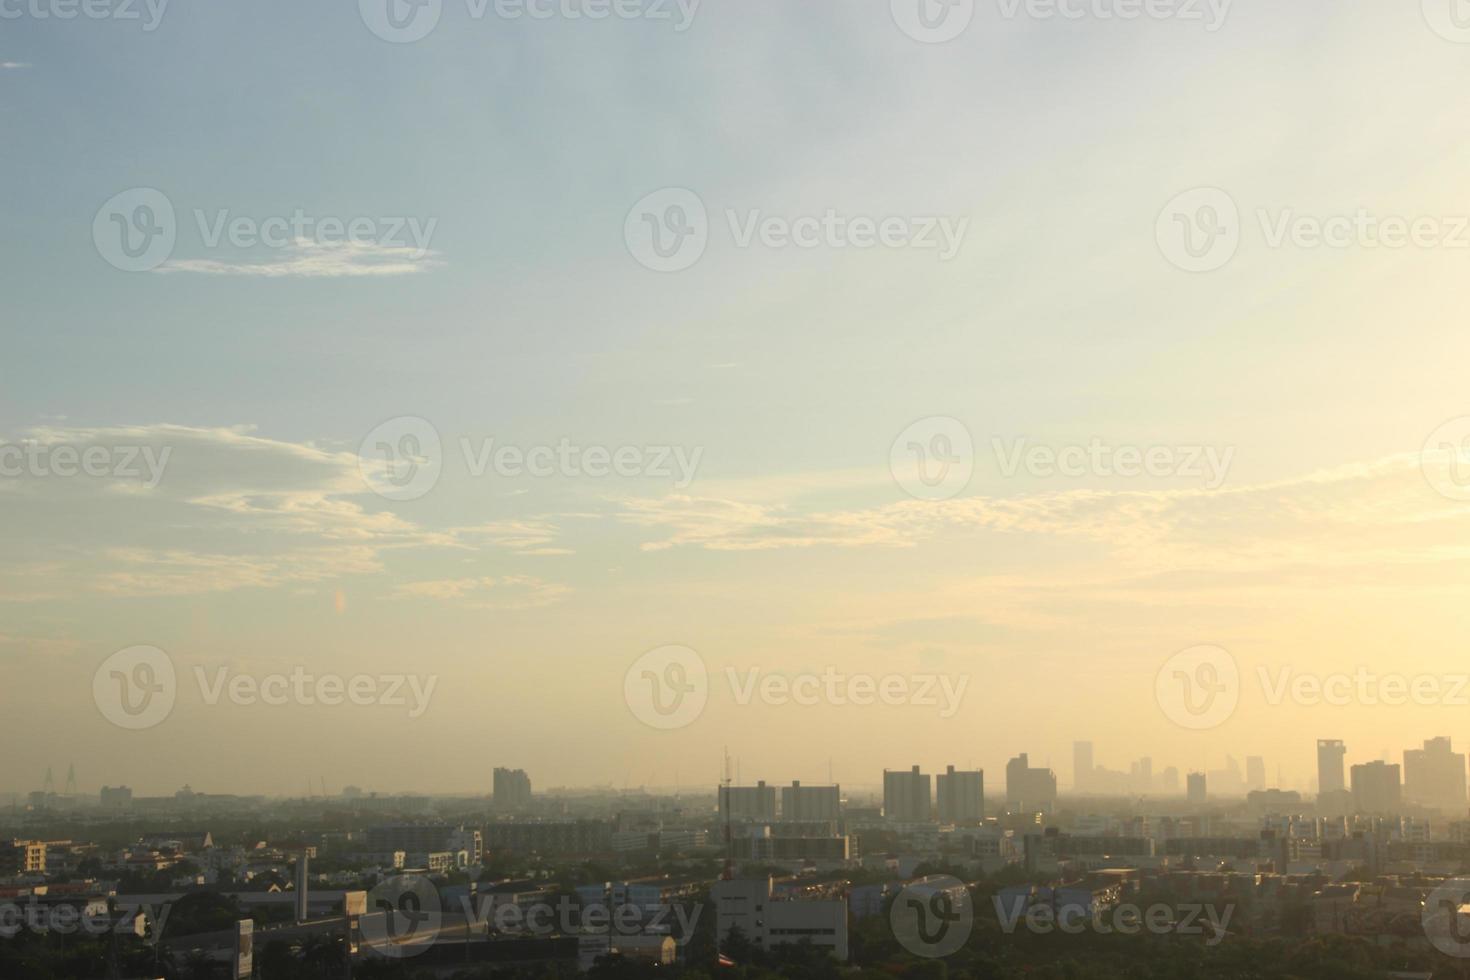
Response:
[5,0,1470,798]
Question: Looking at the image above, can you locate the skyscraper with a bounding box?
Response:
[1403,737,1466,812]
[935,766,984,824]
[883,766,932,822]
[1246,756,1266,792]
[1317,740,1346,796]
[780,781,840,821]
[1073,741,1094,792]
[1187,772,1207,804]
[1350,760,1402,815]
[1005,754,1057,813]
[493,767,533,809]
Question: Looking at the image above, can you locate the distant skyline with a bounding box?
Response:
[7,3,1470,797]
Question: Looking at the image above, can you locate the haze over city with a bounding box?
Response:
[8,1,1470,977]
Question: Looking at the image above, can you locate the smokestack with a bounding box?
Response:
[294,853,309,922]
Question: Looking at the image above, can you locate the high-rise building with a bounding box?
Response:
[1073,742,1094,792]
[720,781,778,822]
[99,785,132,809]
[1403,737,1467,812]
[493,768,533,809]
[1351,760,1402,814]
[883,766,932,822]
[1186,772,1207,804]
[1245,756,1265,792]
[1005,754,1057,813]
[935,766,984,824]
[1317,740,1346,796]
[780,781,840,822]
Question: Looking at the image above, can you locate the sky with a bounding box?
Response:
[5,0,1470,799]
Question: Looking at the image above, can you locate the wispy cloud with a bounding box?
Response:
[157,239,440,278]
[0,62,30,70]
[390,575,571,610]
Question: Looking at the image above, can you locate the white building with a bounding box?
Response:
[711,877,848,960]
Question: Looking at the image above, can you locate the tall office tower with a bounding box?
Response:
[1073,741,1094,792]
[1005,754,1058,812]
[1137,757,1153,793]
[1317,740,1347,796]
[294,853,309,922]
[935,766,985,824]
[1404,737,1466,811]
[493,767,533,809]
[1186,772,1207,804]
[719,781,778,822]
[883,766,932,822]
[780,781,840,821]
[1351,761,1402,814]
[1246,756,1266,792]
